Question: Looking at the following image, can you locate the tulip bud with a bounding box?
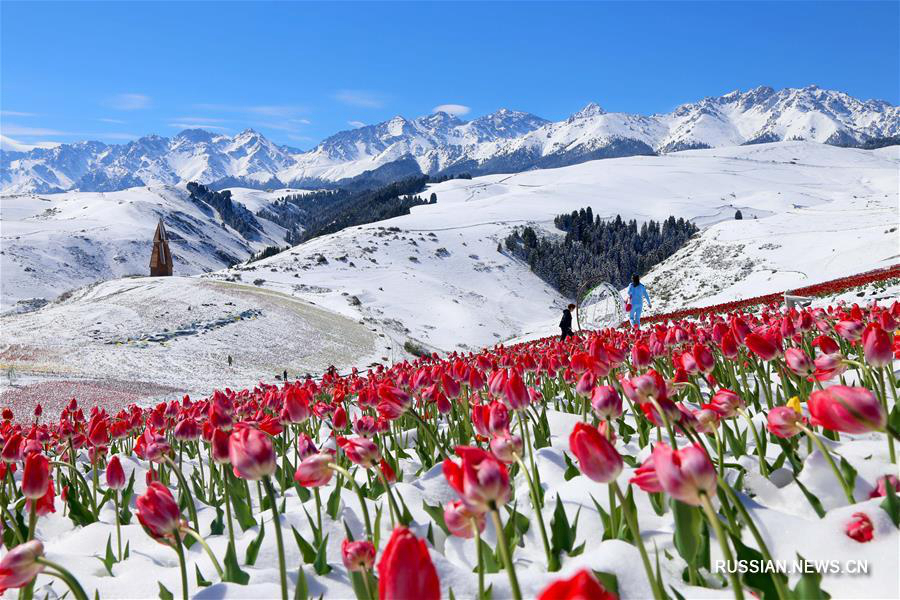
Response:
[294,453,334,487]
[341,539,376,572]
[377,527,440,600]
[767,407,804,438]
[0,540,45,591]
[568,422,622,483]
[862,324,892,368]
[489,434,523,464]
[652,443,716,506]
[229,428,276,480]
[590,386,622,420]
[538,569,616,600]
[845,512,874,543]
[337,436,381,468]
[136,482,182,540]
[443,499,486,539]
[784,348,813,376]
[22,453,49,500]
[808,386,886,434]
[106,455,127,490]
[442,447,510,511]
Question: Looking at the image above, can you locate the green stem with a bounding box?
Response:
[330,465,373,541]
[181,527,225,579]
[164,457,200,534]
[612,482,664,600]
[223,466,236,550]
[376,469,400,528]
[473,521,485,600]
[34,558,90,600]
[172,529,189,600]
[699,492,744,600]
[114,492,123,561]
[489,503,522,600]
[49,460,98,516]
[877,368,896,464]
[514,456,556,570]
[263,477,289,600]
[408,408,450,459]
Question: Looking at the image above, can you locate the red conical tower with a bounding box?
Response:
[149,218,173,276]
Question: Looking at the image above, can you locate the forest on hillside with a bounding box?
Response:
[503,207,698,299]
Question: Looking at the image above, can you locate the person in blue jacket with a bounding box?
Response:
[627,274,651,327]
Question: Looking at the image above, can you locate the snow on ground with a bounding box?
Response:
[206,142,899,352]
[0,185,289,312]
[0,276,389,410]
[13,403,900,600]
[222,187,313,214]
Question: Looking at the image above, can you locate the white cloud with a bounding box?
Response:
[97,118,126,124]
[348,120,366,128]
[1,110,38,118]
[0,134,60,151]
[1,124,67,136]
[169,123,230,132]
[433,104,471,116]
[334,90,385,108]
[193,104,307,118]
[107,93,152,110]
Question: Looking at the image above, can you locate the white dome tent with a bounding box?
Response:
[577,281,626,331]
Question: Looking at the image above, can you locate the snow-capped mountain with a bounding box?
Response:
[2,85,897,194]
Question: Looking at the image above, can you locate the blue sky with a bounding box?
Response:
[2,1,897,150]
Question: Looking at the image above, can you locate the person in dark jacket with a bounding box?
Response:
[559,303,576,340]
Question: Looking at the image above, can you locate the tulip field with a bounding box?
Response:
[1,295,899,600]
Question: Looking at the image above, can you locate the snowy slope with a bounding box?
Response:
[203,142,899,352]
[3,86,896,193]
[0,186,291,311]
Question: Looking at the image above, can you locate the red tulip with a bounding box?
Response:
[862,324,892,368]
[845,512,874,542]
[503,369,530,409]
[488,401,510,435]
[377,527,440,600]
[652,443,716,506]
[294,453,334,487]
[808,386,886,434]
[813,353,848,381]
[705,389,743,419]
[341,539,376,572]
[538,569,617,600]
[106,455,126,490]
[744,332,780,361]
[868,474,900,499]
[229,428,276,480]
[136,482,182,540]
[631,343,652,367]
[767,407,804,438]
[22,453,49,500]
[720,331,739,359]
[173,418,201,441]
[443,499,485,539]
[211,428,231,463]
[337,436,381,468]
[1,433,22,463]
[283,387,311,423]
[442,446,510,511]
[568,422,622,483]
[0,540,45,592]
[26,479,55,517]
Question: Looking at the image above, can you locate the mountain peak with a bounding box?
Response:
[572,102,606,119]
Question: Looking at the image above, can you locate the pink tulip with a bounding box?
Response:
[767,407,804,438]
[337,436,381,468]
[443,499,486,538]
[341,539,376,572]
[294,453,334,487]
[862,324,892,368]
[229,428,276,480]
[106,455,126,490]
[0,540,45,591]
[784,348,813,376]
[652,443,716,505]
[443,447,510,511]
[590,386,622,420]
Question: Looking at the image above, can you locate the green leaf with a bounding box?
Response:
[397,491,414,527]
[880,480,900,527]
[671,499,703,568]
[245,519,266,566]
[794,476,826,518]
[562,452,580,481]
[66,486,98,527]
[158,582,174,600]
[313,534,332,575]
[294,566,309,600]
[792,554,831,600]
[648,491,667,517]
[474,536,500,574]
[96,534,116,576]
[209,506,225,536]
[223,540,250,585]
[195,565,212,588]
[422,500,450,535]
[591,571,619,597]
[730,532,787,600]
[550,494,575,558]
[839,456,858,493]
[119,470,136,525]
[292,526,317,564]
[228,476,258,531]
[326,484,342,520]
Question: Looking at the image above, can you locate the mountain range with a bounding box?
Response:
[2,85,897,194]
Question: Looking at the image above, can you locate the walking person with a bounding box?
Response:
[559,303,575,340]
[626,274,651,327]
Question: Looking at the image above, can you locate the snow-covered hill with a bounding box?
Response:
[202,142,899,352]
[3,86,896,193]
[0,185,296,310]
